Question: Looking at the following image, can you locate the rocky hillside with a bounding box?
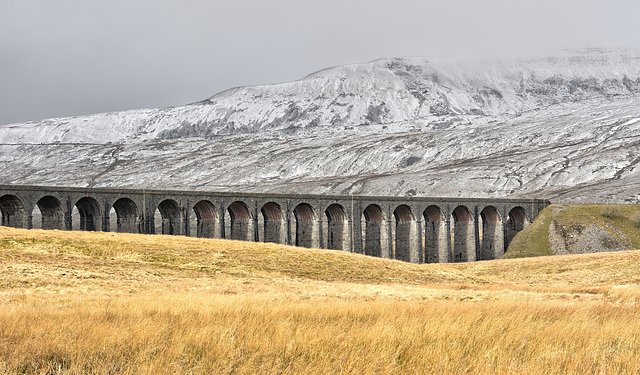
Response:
[1,49,640,203]
[505,204,640,258]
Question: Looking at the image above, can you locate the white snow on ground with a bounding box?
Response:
[1,49,640,203]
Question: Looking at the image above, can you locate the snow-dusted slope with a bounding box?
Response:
[1,49,640,203]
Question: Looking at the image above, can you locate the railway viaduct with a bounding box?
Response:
[0,184,549,263]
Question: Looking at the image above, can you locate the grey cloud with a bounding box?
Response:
[1,0,639,124]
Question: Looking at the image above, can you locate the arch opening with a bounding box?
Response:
[227,201,252,241]
[193,200,218,238]
[451,206,475,262]
[157,199,183,235]
[0,195,26,228]
[113,198,139,233]
[508,207,528,225]
[393,205,418,262]
[75,197,102,231]
[423,205,447,263]
[479,206,503,260]
[35,196,65,230]
[325,204,348,251]
[293,203,317,248]
[362,204,387,258]
[452,206,472,222]
[261,202,284,244]
[394,205,414,222]
[363,204,383,222]
[506,206,529,249]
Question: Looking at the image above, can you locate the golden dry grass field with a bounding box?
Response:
[2,226,640,374]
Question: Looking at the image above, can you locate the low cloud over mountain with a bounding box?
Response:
[2,49,640,203]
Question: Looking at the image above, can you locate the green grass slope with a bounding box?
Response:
[505,204,640,258]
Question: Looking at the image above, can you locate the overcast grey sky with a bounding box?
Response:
[1,0,639,125]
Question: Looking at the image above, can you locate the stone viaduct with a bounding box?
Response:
[0,184,549,263]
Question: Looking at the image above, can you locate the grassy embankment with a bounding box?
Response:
[2,226,640,374]
[505,204,640,258]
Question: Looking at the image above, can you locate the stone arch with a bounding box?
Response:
[156,199,183,235]
[0,194,26,228]
[293,203,318,248]
[423,205,448,263]
[451,205,475,262]
[261,202,285,244]
[506,206,529,248]
[227,201,252,241]
[393,205,418,263]
[193,200,218,238]
[112,198,139,233]
[325,204,349,251]
[35,196,65,230]
[362,204,388,258]
[479,206,503,260]
[74,197,102,231]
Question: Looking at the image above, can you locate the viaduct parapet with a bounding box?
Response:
[0,184,549,263]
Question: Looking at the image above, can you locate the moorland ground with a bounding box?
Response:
[2,226,640,374]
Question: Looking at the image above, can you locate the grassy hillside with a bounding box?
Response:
[505,204,640,259]
[3,226,640,374]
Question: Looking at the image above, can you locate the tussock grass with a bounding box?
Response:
[0,227,471,285]
[4,294,640,374]
[3,226,640,374]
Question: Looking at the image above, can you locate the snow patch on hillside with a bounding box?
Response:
[1,49,640,203]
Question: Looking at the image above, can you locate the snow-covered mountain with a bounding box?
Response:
[1,49,640,203]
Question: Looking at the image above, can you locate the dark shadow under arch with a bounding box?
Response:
[423,205,447,263]
[0,194,26,228]
[227,201,252,241]
[294,203,317,248]
[36,196,65,230]
[506,206,529,249]
[362,204,387,258]
[193,200,218,238]
[452,205,474,262]
[261,202,284,244]
[325,204,348,251]
[393,205,417,262]
[75,197,102,231]
[113,198,139,233]
[157,199,183,235]
[479,206,503,260]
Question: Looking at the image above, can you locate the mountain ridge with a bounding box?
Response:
[1,49,640,203]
